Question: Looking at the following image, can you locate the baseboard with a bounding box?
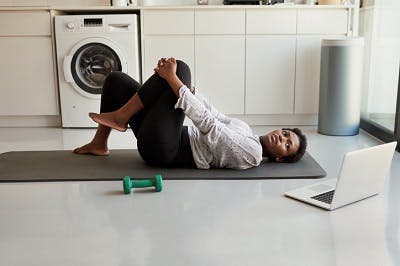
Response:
[228,114,318,126]
[0,114,317,128]
[184,114,318,127]
[0,116,61,127]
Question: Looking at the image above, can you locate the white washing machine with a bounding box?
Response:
[55,14,140,127]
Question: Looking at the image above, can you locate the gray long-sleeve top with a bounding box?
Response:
[174,85,263,170]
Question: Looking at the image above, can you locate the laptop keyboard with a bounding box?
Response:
[311,190,335,204]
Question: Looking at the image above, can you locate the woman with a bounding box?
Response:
[74,58,307,170]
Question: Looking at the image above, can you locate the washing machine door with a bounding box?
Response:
[63,37,128,99]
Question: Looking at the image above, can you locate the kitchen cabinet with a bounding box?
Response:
[0,11,57,116]
[143,9,246,114]
[246,9,297,34]
[194,10,245,114]
[143,9,194,35]
[0,0,108,6]
[294,36,323,114]
[297,9,349,35]
[142,10,195,82]
[0,0,46,6]
[195,9,245,35]
[245,36,296,114]
[294,9,349,115]
[143,36,195,82]
[195,36,245,114]
[140,7,353,122]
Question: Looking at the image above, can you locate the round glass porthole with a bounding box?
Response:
[70,42,122,95]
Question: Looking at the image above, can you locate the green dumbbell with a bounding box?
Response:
[123,174,163,194]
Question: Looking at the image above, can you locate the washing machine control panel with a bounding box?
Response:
[67,22,75,29]
[84,18,103,27]
[64,18,104,32]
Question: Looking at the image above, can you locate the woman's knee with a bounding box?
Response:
[102,71,140,95]
[176,60,191,88]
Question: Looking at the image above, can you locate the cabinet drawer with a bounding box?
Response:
[143,10,194,35]
[195,10,245,34]
[0,0,47,6]
[48,0,107,6]
[297,10,349,34]
[0,11,50,36]
[246,10,296,34]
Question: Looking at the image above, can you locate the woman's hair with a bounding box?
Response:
[280,128,307,163]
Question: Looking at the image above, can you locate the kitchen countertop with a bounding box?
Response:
[0,4,356,11]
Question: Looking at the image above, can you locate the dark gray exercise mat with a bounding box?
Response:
[0,150,326,182]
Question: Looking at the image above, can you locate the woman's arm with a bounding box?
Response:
[155,57,226,133]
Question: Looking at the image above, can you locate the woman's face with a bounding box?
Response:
[263,129,300,161]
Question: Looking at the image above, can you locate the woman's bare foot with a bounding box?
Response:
[73,142,110,156]
[89,112,127,132]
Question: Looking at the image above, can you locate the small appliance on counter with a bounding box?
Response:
[223,0,284,4]
[223,0,262,4]
[110,0,137,6]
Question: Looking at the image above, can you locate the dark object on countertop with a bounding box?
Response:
[224,0,262,5]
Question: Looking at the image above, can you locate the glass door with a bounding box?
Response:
[359,0,400,151]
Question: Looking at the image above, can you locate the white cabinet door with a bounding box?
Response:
[195,9,245,35]
[246,36,296,114]
[0,0,47,6]
[295,36,323,114]
[0,11,50,36]
[48,0,107,6]
[297,9,349,35]
[195,36,245,115]
[143,36,195,82]
[246,9,297,34]
[0,37,57,115]
[143,10,194,35]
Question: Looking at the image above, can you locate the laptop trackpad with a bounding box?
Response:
[309,184,333,193]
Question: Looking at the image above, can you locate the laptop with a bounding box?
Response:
[285,142,397,210]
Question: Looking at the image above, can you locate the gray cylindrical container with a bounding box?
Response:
[318,37,364,136]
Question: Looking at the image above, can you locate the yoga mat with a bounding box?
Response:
[0,150,326,182]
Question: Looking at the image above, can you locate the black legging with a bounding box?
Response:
[100,60,196,168]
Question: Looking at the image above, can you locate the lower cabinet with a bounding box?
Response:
[195,36,245,114]
[295,36,323,114]
[141,9,351,118]
[0,37,57,115]
[245,36,296,114]
[142,36,195,82]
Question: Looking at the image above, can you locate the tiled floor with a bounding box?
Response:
[0,126,399,266]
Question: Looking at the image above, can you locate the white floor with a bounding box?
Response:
[0,126,399,266]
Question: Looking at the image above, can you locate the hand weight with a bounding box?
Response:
[123,175,163,194]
